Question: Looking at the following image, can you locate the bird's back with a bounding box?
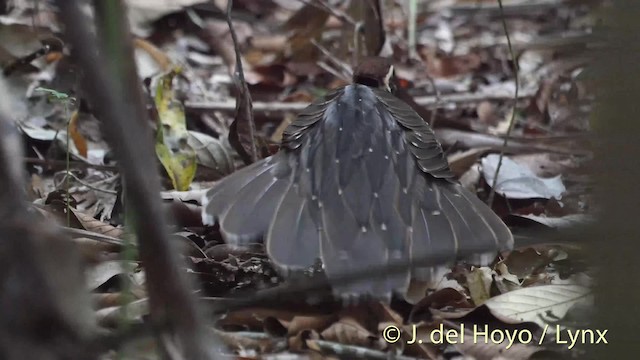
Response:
[202,83,513,300]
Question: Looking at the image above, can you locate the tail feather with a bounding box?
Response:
[266,185,320,271]
[203,156,290,245]
[202,157,275,223]
[410,177,457,281]
[220,172,289,244]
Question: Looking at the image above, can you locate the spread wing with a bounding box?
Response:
[203,84,513,299]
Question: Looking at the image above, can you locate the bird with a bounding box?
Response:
[201,56,513,301]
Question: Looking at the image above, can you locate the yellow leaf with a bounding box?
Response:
[153,67,197,190]
[155,140,197,191]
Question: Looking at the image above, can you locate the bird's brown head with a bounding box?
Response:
[352,57,395,92]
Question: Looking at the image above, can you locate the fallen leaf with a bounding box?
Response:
[483,284,592,329]
[153,67,197,190]
[466,267,493,306]
[481,154,566,199]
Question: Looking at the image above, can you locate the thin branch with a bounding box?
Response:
[298,0,357,26]
[186,85,537,113]
[407,0,418,60]
[56,172,119,195]
[487,0,520,207]
[423,72,442,127]
[55,1,218,358]
[311,38,353,78]
[310,339,424,360]
[205,241,503,314]
[24,157,119,172]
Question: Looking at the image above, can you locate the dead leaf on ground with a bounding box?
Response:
[482,154,566,200]
[483,284,593,329]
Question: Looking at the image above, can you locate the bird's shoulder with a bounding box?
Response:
[280,84,454,180]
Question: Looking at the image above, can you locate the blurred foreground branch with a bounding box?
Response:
[55,1,219,358]
[0,78,96,359]
[592,1,640,358]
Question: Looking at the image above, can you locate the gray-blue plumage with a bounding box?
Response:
[202,83,513,299]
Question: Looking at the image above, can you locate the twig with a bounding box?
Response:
[186,85,537,113]
[310,339,423,360]
[353,20,363,64]
[317,60,351,82]
[407,0,418,60]
[423,73,442,127]
[311,39,353,78]
[487,0,520,207]
[443,0,572,16]
[59,226,126,248]
[205,241,502,314]
[298,0,357,26]
[24,157,120,171]
[56,171,119,195]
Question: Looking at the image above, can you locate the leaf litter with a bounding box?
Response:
[3,0,599,358]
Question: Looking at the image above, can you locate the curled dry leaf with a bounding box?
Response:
[71,208,124,239]
[287,314,337,336]
[503,248,552,279]
[96,298,149,327]
[466,267,493,306]
[213,329,287,354]
[409,288,473,323]
[447,147,492,177]
[85,260,139,290]
[188,130,236,180]
[321,316,385,350]
[493,262,522,294]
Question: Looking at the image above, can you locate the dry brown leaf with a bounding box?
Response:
[321,316,383,350]
[503,248,551,279]
[96,298,149,327]
[68,110,88,158]
[220,308,316,330]
[287,314,337,336]
[71,208,124,239]
[283,3,329,61]
[466,267,493,306]
[447,147,491,177]
[133,37,172,72]
[476,101,498,126]
[214,328,286,354]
